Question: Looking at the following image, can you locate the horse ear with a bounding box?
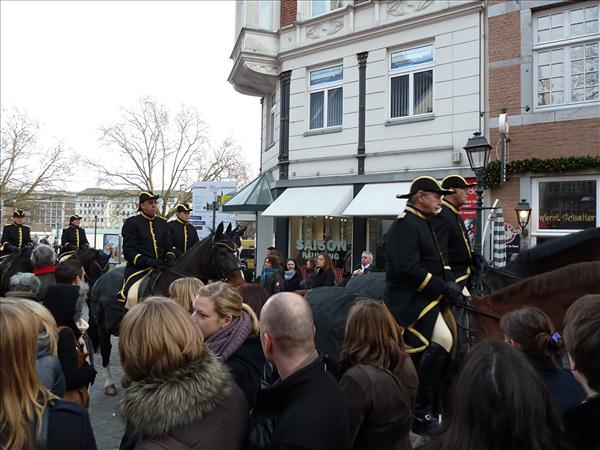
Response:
[226,223,232,234]
[235,225,247,238]
[216,222,224,236]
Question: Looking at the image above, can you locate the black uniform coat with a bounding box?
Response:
[384,206,448,350]
[1,222,32,256]
[118,212,174,302]
[61,225,90,252]
[431,200,473,286]
[167,217,199,257]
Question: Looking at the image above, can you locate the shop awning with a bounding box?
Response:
[262,185,354,217]
[342,182,410,216]
[222,172,274,212]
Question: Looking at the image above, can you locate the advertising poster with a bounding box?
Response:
[191,181,237,239]
[103,234,121,264]
[458,177,478,248]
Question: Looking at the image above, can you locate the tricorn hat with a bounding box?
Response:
[396,176,454,199]
[138,191,160,211]
[13,209,25,218]
[441,175,476,190]
[176,203,192,213]
[69,214,82,222]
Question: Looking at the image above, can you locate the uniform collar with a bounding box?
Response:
[442,199,459,215]
[405,205,428,220]
[176,217,187,225]
[12,221,23,227]
[139,212,156,221]
[69,224,80,229]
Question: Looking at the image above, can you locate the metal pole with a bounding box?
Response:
[475,177,484,256]
[94,215,98,249]
[212,201,217,231]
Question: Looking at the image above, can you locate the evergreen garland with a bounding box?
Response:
[483,155,600,189]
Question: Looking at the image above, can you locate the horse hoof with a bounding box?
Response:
[104,384,117,396]
[121,375,131,389]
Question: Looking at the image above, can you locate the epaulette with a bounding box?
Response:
[23,224,31,228]
[397,211,406,219]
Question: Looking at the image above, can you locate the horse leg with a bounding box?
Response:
[97,326,117,396]
[85,295,100,353]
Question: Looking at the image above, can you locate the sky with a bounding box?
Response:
[0,0,261,191]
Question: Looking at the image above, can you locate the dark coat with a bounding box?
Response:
[35,270,56,302]
[120,353,249,450]
[251,355,351,450]
[339,358,418,450]
[309,267,336,288]
[61,225,90,252]
[564,395,600,450]
[1,222,32,253]
[261,268,284,295]
[525,352,587,413]
[57,328,96,390]
[226,335,266,409]
[167,218,199,257]
[352,264,377,275]
[283,270,303,292]
[47,399,98,449]
[384,206,447,329]
[431,200,474,286]
[122,213,175,266]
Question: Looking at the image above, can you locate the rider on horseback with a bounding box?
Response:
[384,177,465,434]
[59,215,90,261]
[167,203,199,258]
[117,192,176,303]
[0,210,33,261]
[431,175,478,290]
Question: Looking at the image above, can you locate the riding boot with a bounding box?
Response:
[412,342,449,435]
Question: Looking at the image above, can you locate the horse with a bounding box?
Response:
[0,246,34,296]
[474,227,600,294]
[91,222,245,395]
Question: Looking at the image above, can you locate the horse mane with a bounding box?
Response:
[514,228,600,263]
[484,261,600,305]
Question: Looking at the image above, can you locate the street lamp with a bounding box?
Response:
[515,199,532,248]
[463,131,492,256]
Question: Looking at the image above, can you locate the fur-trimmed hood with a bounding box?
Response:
[120,352,233,437]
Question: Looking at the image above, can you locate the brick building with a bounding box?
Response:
[487,0,599,247]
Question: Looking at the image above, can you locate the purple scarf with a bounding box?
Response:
[204,311,252,361]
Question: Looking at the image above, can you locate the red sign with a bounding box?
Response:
[458,177,478,247]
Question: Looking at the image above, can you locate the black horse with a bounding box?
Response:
[0,247,34,296]
[91,222,245,395]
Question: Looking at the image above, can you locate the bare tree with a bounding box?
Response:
[91,97,250,217]
[0,107,74,217]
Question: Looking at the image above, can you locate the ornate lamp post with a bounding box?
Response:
[463,131,492,256]
[515,199,532,249]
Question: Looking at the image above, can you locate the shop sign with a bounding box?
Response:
[296,239,348,260]
[458,177,478,246]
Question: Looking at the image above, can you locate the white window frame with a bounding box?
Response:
[269,91,276,147]
[307,63,344,131]
[388,43,435,120]
[309,0,347,18]
[532,1,600,110]
[530,174,600,241]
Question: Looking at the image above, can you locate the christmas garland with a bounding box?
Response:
[483,155,600,189]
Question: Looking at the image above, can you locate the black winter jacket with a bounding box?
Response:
[226,335,266,410]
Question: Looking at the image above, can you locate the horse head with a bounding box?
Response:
[212,223,245,287]
[75,247,110,286]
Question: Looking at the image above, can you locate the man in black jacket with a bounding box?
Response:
[384,176,464,433]
[60,215,90,260]
[1,209,33,260]
[351,250,376,277]
[251,292,351,450]
[431,175,477,289]
[117,192,176,303]
[167,203,199,258]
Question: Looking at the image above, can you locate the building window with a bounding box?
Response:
[258,0,272,30]
[534,3,599,108]
[311,0,345,18]
[269,92,276,146]
[308,64,343,130]
[532,175,600,238]
[389,44,434,118]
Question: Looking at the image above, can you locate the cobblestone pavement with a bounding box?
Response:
[88,335,125,450]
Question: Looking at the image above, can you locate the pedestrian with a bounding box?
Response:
[562,294,600,450]
[299,256,317,289]
[250,292,351,450]
[308,252,336,288]
[0,300,97,450]
[260,256,284,295]
[168,277,205,313]
[283,258,302,292]
[191,281,265,408]
[418,341,566,450]
[239,283,270,319]
[351,250,376,277]
[500,306,586,412]
[119,297,248,450]
[384,176,459,433]
[339,299,418,450]
[31,244,57,301]
[5,272,41,301]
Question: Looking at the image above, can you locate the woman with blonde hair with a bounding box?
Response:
[191,281,265,408]
[118,297,248,450]
[168,277,205,313]
[339,299,418,450]
[2,297,65,397]
[0,300,97,450]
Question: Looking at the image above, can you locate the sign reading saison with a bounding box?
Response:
[296,239,348,260]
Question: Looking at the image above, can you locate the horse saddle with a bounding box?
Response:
[125,271,154,310]
[58,251,76,262]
